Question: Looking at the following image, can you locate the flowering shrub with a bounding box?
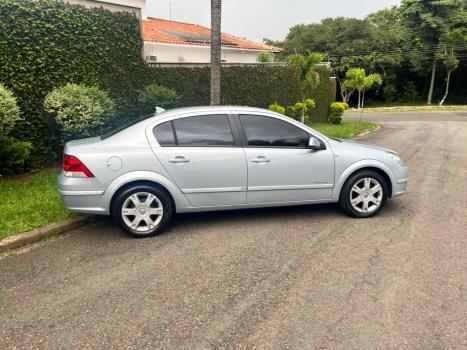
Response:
[0,84,21,136]
[329,102,349,124]
[44,84,116,142]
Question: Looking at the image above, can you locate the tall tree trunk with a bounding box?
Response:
[427,58,437,105]
[210,0,222,105]
[439,70,452,106]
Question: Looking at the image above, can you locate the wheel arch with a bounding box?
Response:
[102,171,191,215]
[332,161,395,201]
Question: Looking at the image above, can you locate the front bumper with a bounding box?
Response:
[57,174,108,215]
[392,177,409,197]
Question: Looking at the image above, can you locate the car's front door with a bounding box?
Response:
[238,114,335,204]
[152,114,247,207]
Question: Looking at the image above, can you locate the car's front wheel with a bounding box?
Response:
[339,170,388,218]
[112,185,173,237]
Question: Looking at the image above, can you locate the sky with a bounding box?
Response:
[146,0,401,42]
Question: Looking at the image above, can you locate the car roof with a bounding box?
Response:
[153,105,273,120]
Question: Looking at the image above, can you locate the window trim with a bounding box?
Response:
[153,114,241,148]
[236,114,317,150]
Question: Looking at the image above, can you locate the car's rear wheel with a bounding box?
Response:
[112,185,172,237]
[339,170,388,218]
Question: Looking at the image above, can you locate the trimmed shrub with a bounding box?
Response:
[0,84,21,136]
[329,102,349,124]
[268,103,285,115]
[138,84,179,115]
[285,106,297,119]
[0,136,32,175]
[44,84,116,143]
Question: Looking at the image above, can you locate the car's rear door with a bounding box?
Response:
[237,114,335,204]
[149,113,247,207]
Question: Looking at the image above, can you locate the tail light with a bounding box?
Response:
[63,155,94,178]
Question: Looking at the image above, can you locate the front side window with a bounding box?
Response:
[239,115,309,147]
[173,115,235,146]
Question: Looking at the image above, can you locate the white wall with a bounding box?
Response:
[98,0,147,18]
[66,0,147,19]
[144,42,270,64]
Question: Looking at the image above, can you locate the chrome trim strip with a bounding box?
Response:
[59,190,104,196]
[248,184,334,191]
[182,187,244,194]
[396,178,409,184]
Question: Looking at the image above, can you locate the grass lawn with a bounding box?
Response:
[311,120,377,139]
[0,169,74,240]
[348,104,467,113]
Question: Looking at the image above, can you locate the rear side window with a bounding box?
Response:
[173,115,234,146]
[239,115,309,147]
[153,122,176,146]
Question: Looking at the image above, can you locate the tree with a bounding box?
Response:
[438,47,459,106]
[287,52,323,123]
[210,0,222,105]
[345,68,382,118]
[400,0,466,105]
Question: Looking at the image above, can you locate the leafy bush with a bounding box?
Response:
[329,102,349,124]
[293,99,316,123]
[383,84,397,103]
[0,84,21,136]
[0,136,32,175]
[285,106,297,119]
[258,52,272,63]
[402,81,419,102]
[138,84,179,115]
[44,84,117,143]
[268,103,285,115]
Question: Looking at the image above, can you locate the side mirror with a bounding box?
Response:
[308,136,322,150]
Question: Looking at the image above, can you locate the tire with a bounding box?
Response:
[112,184,173,238]
[339,170,388,218]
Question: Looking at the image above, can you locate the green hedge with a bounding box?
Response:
[0,0,335,164]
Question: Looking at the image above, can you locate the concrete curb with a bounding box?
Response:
[354,124,382,139]
[0,216,97,253]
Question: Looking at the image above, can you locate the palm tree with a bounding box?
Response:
[210,0,222,105]
[287,53,323,123]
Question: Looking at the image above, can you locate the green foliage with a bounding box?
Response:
[0,0,146,158]
[258,52,272,63]
[344,68,382,108]
[0,136,32,175]
[285,106,297,119]
[44,84,117,143]
[402,81,419,102]
[329,102,349,124]
[0,169,73,239]
[383,84,398,103]
[138,84,179,115]
[268,103,286,114]
[0,84,21,136]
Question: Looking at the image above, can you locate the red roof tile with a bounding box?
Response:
[142,18,282,52]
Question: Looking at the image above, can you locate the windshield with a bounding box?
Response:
[100,114,153,140]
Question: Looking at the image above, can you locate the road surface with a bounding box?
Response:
[1,112,466,349]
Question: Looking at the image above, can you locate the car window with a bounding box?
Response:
[153,121,176,146]
[239,115,309,147]
[173,115,235,146]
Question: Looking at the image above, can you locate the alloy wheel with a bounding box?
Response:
[121,192,164,233]
[349,177,383,214]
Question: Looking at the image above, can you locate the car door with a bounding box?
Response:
[151,113,247,207]
[238,114,335,204]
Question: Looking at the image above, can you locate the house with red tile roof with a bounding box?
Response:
[142,18,282,65]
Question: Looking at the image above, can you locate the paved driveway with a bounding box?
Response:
[1,112,466,349]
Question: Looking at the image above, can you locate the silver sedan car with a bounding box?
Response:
[58,106,408,237]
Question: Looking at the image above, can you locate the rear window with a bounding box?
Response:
[153,122,176,146]
[100,114,152,140]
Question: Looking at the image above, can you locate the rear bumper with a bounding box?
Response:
[57,174,108,215]
[392,177,409,197]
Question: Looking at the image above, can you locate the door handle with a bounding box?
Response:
[169,156,189,164]
[251,156,271,163]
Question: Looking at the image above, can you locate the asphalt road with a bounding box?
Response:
[1,112,466,349]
